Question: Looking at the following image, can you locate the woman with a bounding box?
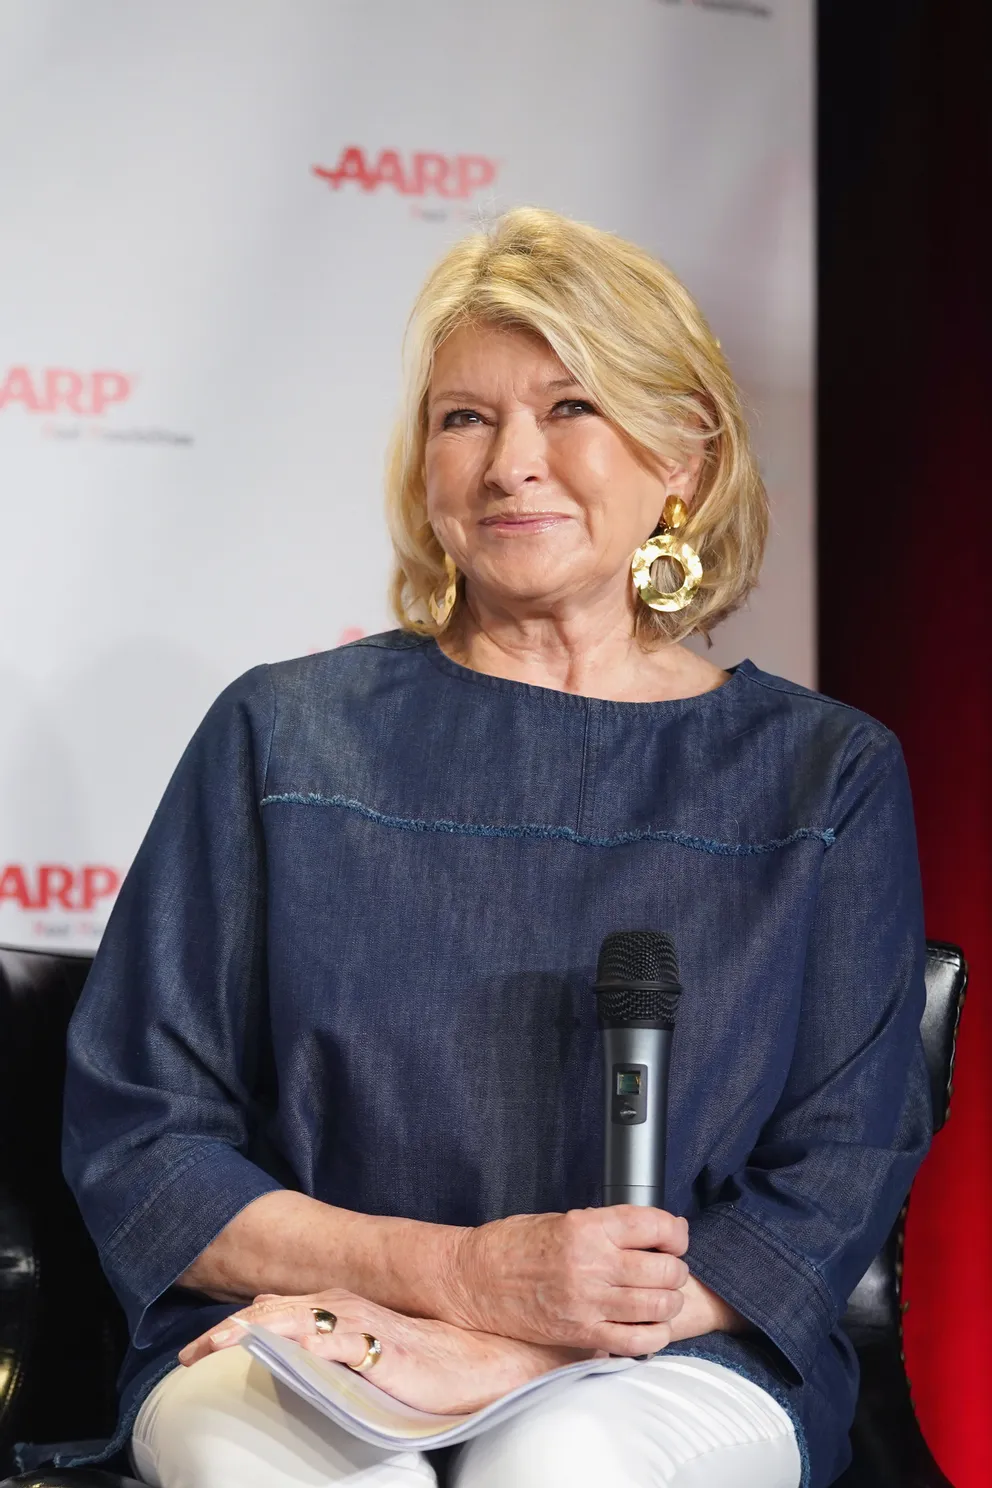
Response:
[60,208,930,1488]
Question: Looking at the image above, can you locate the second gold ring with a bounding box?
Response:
[351,1333,383,1372]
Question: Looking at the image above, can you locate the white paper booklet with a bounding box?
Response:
[240,1323,639,1451]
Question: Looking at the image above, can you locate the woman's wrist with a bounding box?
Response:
[369,1212,475,1322]
[460,1328,599,1392]
[668,1273,749,1343]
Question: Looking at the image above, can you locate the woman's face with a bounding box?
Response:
[424,323,678,617]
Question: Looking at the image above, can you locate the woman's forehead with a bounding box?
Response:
[430,323,574,396]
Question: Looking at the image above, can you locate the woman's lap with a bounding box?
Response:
[131,1348,802,1488]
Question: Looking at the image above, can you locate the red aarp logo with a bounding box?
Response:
[0,863,121,911]
[313,146,497,199]
[0,366,132,416]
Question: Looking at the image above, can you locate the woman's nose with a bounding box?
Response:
[484,413,549,494]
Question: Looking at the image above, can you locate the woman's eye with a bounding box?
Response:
[441,408,484,429]
[440,401,595,430]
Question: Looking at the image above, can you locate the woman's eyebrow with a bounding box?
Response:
[429,388,484,404]
[430,376,583,404]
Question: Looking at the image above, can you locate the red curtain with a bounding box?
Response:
[818,4,991,1482]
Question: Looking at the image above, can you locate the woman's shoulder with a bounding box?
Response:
[190,632,430,750]
[280,631,428,676]
[187,632,436,798]
[735,659,892,732]
[731,659,905,779]
[223,631,431,705]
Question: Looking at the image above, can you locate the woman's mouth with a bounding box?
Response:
[478,512,571,534]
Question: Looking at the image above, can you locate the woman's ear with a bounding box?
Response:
[660,449,704,526]
[663,450,704,513]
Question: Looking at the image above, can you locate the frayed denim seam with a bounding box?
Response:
[261,792,837,854]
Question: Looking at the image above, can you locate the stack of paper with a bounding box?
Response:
[240,1323,639,1450]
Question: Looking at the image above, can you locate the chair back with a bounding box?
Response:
[836,941,966,1488]
[841,941,966,1344]
[0,948,126,1457]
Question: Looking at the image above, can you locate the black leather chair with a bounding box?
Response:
[0,943,967,1488]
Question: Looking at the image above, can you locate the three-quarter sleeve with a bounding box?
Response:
[684,727,932,1383]
[62,666,285,1347]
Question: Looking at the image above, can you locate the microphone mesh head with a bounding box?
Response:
[595,930,682,1026]
[596,930,679,987]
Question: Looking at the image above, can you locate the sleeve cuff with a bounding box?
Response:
[100,1141,285,1345]
[685,1203,837,1383]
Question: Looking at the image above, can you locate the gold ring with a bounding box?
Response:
[351,1333,382,1372]
[310,1308,337,1336]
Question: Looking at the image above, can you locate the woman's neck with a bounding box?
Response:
[436,589,730,704]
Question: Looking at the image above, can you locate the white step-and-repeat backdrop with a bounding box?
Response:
[0,0,813,952]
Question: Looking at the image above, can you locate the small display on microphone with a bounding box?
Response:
[611,1063,648,1125]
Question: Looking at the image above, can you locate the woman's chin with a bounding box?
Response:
[468,547,594,598]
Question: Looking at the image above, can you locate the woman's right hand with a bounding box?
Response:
[446,1205,690,1356]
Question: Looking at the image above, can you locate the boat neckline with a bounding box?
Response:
[422,637,756,712]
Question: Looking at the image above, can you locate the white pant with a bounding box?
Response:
[131,1346,802,1488]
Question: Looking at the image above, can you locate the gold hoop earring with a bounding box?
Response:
[428,553,459,627]
[631,495,703,614]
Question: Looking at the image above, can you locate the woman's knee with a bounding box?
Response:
[449,1382,630,1487]
[449,1358,802,1488]
[131,1348,437,1487]
[667,1433,802,1488]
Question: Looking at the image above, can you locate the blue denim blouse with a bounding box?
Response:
[52,632,930,1487]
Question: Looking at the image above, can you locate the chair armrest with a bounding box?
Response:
[0,1187,39,1462]
[842,1335,954,1488]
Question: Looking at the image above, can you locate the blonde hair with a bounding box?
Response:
[386,206,767,644]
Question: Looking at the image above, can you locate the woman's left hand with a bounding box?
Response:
[177,1288,598,1415]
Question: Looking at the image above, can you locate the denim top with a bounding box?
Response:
[57,631,931,1488]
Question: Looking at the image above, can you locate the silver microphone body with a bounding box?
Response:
[601,1025,673,1208]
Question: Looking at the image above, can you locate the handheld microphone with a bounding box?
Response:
[595,930,682,1208]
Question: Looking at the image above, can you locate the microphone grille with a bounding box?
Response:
[594,931,682,1027]
[596,930,680,987]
